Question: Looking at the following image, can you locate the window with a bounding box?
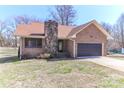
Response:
[25,38,42,48]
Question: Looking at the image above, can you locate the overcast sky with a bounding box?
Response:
[0,5,124,25]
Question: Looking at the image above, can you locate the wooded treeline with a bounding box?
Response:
[0,15,43,47]
[102,13,124,50]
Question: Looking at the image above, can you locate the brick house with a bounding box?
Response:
[15,20,111,59]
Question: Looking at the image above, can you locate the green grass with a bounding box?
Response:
[99,74,124,88]
[1,47,124,87]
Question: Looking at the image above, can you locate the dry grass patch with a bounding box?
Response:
[0,59,124,87]
[1,48,124,87]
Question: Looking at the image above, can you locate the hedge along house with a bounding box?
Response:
[15,20,112,59]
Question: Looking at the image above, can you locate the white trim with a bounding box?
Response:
[73,40,76,58]
[102,43,104,56]
[19,37,22,60]
[16,35,45,38]
[93,22,113,39]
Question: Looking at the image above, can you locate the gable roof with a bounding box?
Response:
[58,25,74,39]
[67,21,92,38]
[15,22,74,39]
[68,20,112,39]
[15,23,45,38]
[15,20,112,39]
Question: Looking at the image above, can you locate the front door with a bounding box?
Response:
[58,40,63,52]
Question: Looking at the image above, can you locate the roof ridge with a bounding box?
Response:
[30,22,76,27]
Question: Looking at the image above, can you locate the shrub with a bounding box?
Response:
[37,53,51,59]
[109,49,121,54]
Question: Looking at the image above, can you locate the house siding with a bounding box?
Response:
[19,23,108,59]
[75,24,107,57]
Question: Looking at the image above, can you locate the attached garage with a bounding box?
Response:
[77,43,102,57]
[67,20,112,58]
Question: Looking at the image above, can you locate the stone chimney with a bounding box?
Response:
[44,20,58,57]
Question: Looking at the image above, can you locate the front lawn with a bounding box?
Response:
[1,47,124,88]
[1,59,124,88]
[0,47,17,58]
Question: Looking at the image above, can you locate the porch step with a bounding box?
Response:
[57,52,69,58]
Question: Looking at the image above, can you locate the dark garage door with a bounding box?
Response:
[77,43,102,57]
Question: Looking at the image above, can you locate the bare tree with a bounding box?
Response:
[2,15,43,47]
[101,22,112,34]
[50,5,76,25]
[116,13,124,48]
[101,22,115,50]
[14,15,42,24]
[112,24,122,47]
[0,21,6,46]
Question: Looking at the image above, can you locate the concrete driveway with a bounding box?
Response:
[78,57,124,72]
